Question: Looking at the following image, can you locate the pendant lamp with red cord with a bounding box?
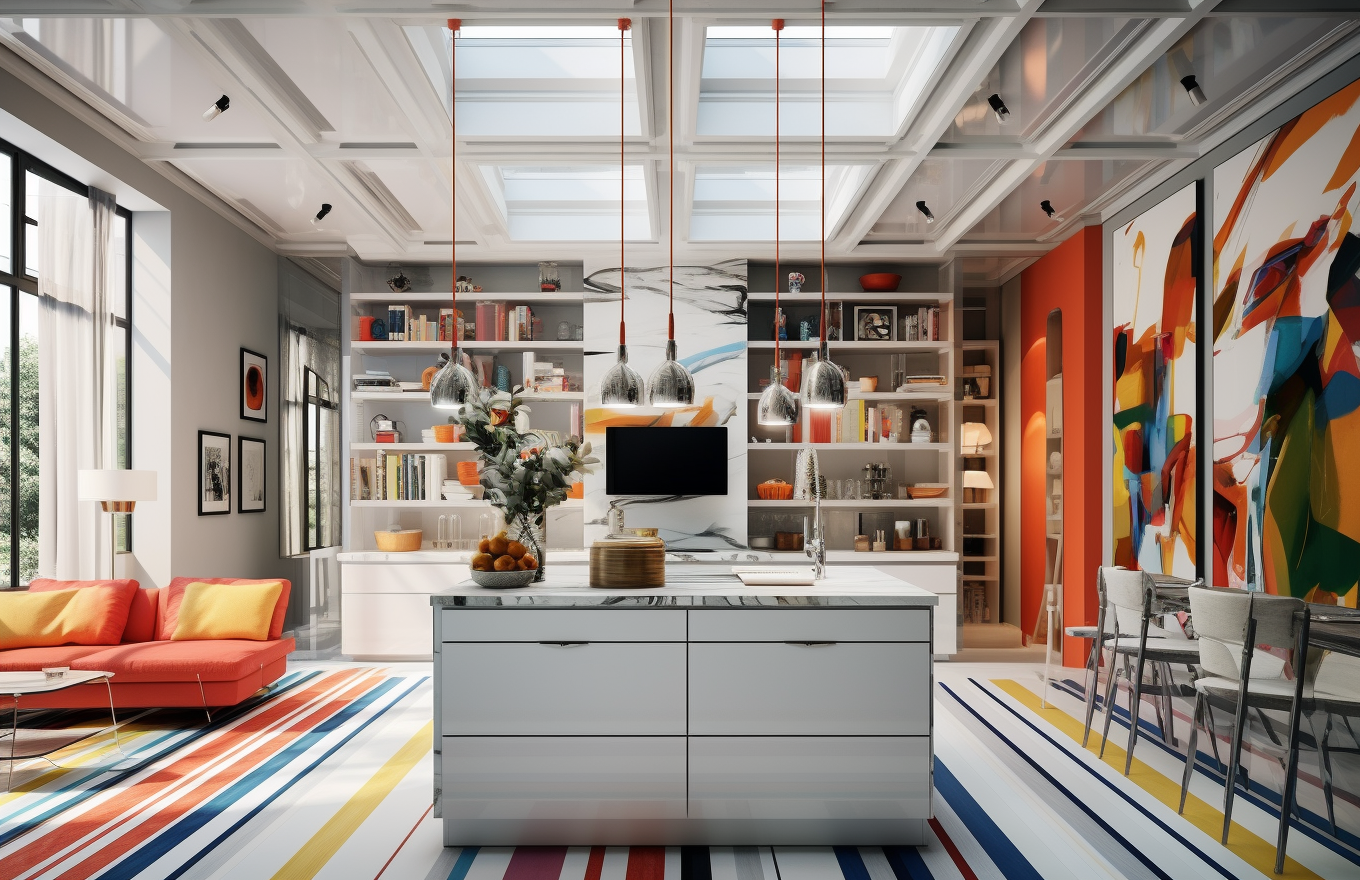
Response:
[430,18,479,412]
[600,18,644,408]
[757,18,799,426]
[800,3,848,410]
[647,0,697,408]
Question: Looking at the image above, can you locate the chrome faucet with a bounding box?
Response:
[798,448,826,580]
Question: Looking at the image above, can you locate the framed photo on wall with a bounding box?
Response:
[238,436,266,513]
[853,306,897,342]
[199,430,232,516]
[241,348,268,422]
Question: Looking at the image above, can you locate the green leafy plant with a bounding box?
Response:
[454,387,596,575]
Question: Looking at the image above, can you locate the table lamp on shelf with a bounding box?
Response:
[78,469,157,579]
[960,422,993,455]
[963,469,994,503]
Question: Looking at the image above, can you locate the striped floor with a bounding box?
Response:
[1,660,1356,879]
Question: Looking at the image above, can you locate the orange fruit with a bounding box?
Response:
[506,540,527,559]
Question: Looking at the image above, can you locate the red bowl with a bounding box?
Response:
[859,273,902,292]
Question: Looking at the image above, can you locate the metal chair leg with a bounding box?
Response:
[1125,649,1149,775]
[1222,689,1253,844]
[1179,691,1203,814]
[1309,711,1338,835]
[1082,644,1106,748]
[1160,661,1179,747]
[1099,662,1122,758]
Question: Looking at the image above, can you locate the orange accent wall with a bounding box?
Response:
[1021,226,1104,666]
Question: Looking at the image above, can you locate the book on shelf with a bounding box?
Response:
[350,453,446,501]
[901,306,942,342]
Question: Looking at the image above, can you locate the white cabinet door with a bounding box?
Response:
[341,593,432,659]
[443,736,686,845]
[442,609,685,643]
[688,736,931,820]
[688,609,930,643]
[443,643,686,735]
[689,642,930,735]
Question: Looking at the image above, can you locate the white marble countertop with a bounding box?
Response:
[431,565,938,607]
[339,549,958,565]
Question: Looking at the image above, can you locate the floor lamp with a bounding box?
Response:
[78,470,157,579]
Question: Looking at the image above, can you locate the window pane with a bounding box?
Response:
[0,287,10,587]
[0,153,11,275]
[18,291,39,585]
[24,171,40,279]
[112,214,129,321]
[112,322,129,552]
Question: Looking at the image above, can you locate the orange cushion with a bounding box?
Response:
[30,579,146,643]
[122,588,160,644]
[0,644,111,671]
[0,582,138,648]
[160,578,291,641]
[172,581,283,641]
[72,638,295,682]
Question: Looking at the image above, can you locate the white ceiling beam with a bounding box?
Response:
[932,4,1224,253]
[831,2,1041,254]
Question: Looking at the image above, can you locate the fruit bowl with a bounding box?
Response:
[859,273,902,292]
[470,568,535,589]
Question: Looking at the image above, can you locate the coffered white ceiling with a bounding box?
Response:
[0,1,1358,284]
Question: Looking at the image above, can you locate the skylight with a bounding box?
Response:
[697,25,958,138]
[480,166,651,242]
[689,164,875,241]
[404,25,641,138]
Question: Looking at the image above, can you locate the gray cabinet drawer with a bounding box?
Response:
[443,609,685,643]
[687,609,929,642]
[442,643,686,735]
[688,642,930,735]
[688,736,931,820]
[443,736,686,843]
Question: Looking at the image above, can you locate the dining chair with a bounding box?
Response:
[1177,586,1304,858]
[1097,568,1202,774]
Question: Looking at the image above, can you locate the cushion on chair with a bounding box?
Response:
[1194,674,1305,700]
[160,578,291,641]
[0,582,139,649]
[0,644,112,671]
[1110,637,1201,664]
[171,581,283,641]
[70,638,295,682]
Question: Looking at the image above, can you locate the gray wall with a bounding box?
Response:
[0,57,283,588]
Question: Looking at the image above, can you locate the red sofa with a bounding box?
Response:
[0,577,295,709]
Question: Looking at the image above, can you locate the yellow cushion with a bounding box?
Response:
[171,581,284,642]
[0,587,133,649]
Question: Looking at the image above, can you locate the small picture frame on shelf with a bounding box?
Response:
[853,306,897,342]
[238,436,266,513]
[240,348,268,422]
[199,430,231,516]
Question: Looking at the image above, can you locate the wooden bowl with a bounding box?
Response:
[859,273,902,292]
[375,529,422,552]
[908,484,949,499]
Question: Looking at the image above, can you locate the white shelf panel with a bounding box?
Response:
[961,340,999,351]
[746,341,949,353]
[351,442,475,452]
[351,341,583,354]
[351,292,585,304]
[747,291,953,303]
[352,499,583,510]
[748,499,951,509]
[962,502,999,510]
[747,442,950,452]
[745,391,952,402]
[351,391,584,403]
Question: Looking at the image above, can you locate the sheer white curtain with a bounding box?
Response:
[38,185,117,579]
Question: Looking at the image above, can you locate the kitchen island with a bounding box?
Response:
[431,566,936,846]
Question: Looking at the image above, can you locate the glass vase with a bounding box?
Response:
[508,513,547,582]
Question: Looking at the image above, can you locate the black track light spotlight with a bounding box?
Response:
[987,93,1010,125]
[916,200,935,224]
[1040,199,1065,223]
[202,95,230,121]
[1181,74,1207,107]
[312,203,333,225]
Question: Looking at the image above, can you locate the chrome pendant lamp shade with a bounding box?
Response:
[430,354,478,411]
[648,339,696,408]
[801,346,848,409]
[601,343,643,407]
[758,365,800,425]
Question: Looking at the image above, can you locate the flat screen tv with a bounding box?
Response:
[606,427,728,496]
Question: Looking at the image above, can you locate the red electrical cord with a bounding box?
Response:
[619,18,630,347]
[448,18,460,358]
[773,19,783,370]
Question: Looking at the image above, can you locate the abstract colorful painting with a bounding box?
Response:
[1212,76,1360,604]
[1112,184,1198,578]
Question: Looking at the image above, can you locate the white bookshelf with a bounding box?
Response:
[960,339,1001,628]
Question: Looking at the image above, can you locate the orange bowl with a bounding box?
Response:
[567,482,584,499]
[859,273,902,292]
[756,480,794,500]
[456,460,480,486]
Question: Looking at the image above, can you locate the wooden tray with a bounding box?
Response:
[590,537,666,588]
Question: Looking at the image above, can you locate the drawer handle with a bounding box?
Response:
[540,641,589,647]
[785,641,837,647]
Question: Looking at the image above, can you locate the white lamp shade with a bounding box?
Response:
[961,422,993,453]
[962,470,994,490]
[78,469,158,502]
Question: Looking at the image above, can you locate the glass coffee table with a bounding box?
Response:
[2,670,122,790]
